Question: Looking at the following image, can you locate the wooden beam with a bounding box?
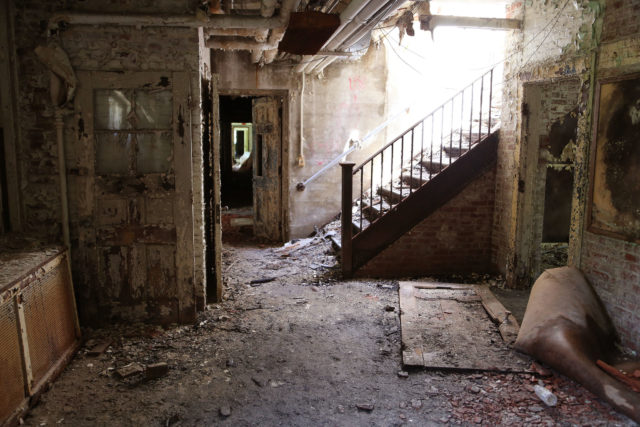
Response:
[420,15,522,31]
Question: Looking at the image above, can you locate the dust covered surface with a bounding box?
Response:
[22,238,636,426]
[400,285,531,372]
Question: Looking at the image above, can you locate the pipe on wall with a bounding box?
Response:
[54,109,71,250]
[205,0,298,64]
[297,0,404,75]
[297,72,305,167]
[309,0,404,74]
[49,0,299,31]
[293,0,371,73]
[204,28,270,42]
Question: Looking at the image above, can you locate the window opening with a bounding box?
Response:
[94,88,173,176]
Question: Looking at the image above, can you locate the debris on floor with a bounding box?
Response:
[21,242,637,426]
[515,266,640,423]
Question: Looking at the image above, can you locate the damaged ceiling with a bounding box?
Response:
[48,0,519,73]
[46,0,448,71]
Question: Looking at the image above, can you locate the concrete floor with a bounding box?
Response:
[23,239,635,426]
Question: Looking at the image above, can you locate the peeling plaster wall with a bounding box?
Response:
[519,80,580,281]
[212,46,389,239]
[493,0,596,283]
[580,0,640,352]
[497,0,640,351]
[12,0,205,325]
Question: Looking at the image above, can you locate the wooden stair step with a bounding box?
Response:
[351,216,370,234]
[420,159,446,174]
[443,146,469,157]
[378,187,408,204]
[363,200,391,221]
[401,173,429,189]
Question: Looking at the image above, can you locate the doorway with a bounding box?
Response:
[218,93,286,243]
[1,128,10,233]
[514,79,580,286]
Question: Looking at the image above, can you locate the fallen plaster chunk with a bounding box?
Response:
[515,266,640,423]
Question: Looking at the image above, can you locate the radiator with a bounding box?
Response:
[0,247,80,426]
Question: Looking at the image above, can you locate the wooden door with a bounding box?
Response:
[252,97,282,241]
[74,71,195,324]
[208,75,223,302]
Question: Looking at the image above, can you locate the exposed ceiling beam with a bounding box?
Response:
[420,15,522,31]
[49,0,299,31]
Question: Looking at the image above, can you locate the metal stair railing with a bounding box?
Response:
[344,67,499,235]
[340,68,500,277]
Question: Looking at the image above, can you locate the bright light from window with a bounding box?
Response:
[381,1,508,139]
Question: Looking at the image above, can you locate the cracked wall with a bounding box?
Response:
[212,45,389,239]
[496,0,640,351]
[10,0,206,325]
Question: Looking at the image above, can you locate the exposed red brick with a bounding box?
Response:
[356,167,497,278]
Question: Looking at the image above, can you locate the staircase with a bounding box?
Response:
[340,68,500,276]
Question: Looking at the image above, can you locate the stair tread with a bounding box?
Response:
[351,216,370,234]
[401,173,429,188]
[363,200,391,221]
[350,130,500,272]
[442,148,469,159]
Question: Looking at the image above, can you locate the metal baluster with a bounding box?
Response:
[469,82,474,148]
[479,74,484,142]
[390,139,394,208]
[420,120,424,184]
[459,92,463,157]
[399,135,404,200]
[430,114,434,180]
[449,100,454,164]
[359,168,363,231]
[410,128,414,193]
[488,68,493,134]
[369,160,373,220]
[440,107,444,173]
[380,150,384,219]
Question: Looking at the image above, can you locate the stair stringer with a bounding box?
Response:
[351,131,499,273]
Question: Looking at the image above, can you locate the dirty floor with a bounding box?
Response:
[24,237,635,426]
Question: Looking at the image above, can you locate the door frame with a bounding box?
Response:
[512,78,580,287]
[75,70,196,323]
[0,1,22,232]
[217,89,290,242]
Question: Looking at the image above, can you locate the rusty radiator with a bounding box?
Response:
[0,248,80,426]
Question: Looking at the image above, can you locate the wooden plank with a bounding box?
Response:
[412,282,475,290]
[173,71,196,323]
[474,285,520,345]
[399,281,531,372]
[211,74,223,302]
[398,282,424,366]
[14,294,34,394]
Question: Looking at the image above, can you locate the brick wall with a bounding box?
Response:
[579,0,640,352]
[581,232,640,350]
[356,167,496,278]
[493,0,595,282]
[525,79,581,281]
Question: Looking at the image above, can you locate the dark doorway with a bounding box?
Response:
[542,168,573,243]
[220,96,254,209]
[0,129,10,232]
[219,95,256,242]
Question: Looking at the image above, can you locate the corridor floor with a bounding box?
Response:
[24,239,634,426]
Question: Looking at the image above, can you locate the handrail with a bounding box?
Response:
[296,106,410,191]
[347,66,499,236]
[353,69,493,175]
